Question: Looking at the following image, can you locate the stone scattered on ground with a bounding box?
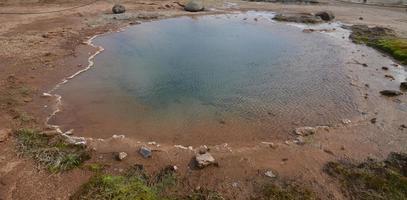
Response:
[315,11,335,21]
[384,74,395,80]
[400,82,407,90]
[370,118,377,124]
[380,90,402,96]
[139,146,152,158]
[342,119,351,124]
[294,136,305,145]
[294,127,316,136]
[198,145,209,154]
[195,152,216,169]
[264,170,276,178]
[115,152,128,161]
[273,13,323,24]
[112,4,126,14]
[382,66,389,70]
[184,0,204,12]
[0,129,11,142]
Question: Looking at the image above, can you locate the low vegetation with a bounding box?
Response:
[72,165,179,200]
[16,128,90,172]
[348,25,407,64]
[259,181,317,200]
[324,152,407,200]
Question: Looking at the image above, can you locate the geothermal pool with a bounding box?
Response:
[51,13,358,145]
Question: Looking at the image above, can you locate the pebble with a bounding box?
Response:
[116,152,128,161]
[264,170,276,178]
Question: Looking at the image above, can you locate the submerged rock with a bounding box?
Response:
[400,82,407,90]
[380,90,402,96]
[184,0,204,12]
[112,4,126,14]
[195,152,216,169]
[139,146,152,158]
[315,11,335,21]
[273,13,322,24]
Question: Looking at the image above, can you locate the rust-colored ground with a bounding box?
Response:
[0,0,406,199]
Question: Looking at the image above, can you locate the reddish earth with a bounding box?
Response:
[0,0,406,199]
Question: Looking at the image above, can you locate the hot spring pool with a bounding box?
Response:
[51,13,358,145]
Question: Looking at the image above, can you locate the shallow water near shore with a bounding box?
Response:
[51,13,359,145]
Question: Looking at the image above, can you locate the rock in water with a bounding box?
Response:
[195,153,216,168]
[315,11,335,21]
[139,146,152,158]
[112,4,126,14]
[184,0,204,12]
[116,152,128,161]
[380,90,402,96]
[294,127,316,136]
[400,82,407,90]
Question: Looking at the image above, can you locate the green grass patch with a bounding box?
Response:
[185,188,225,200]
[72,165,181,200]
[260,181,317,200]
[324,152,407,200]
[348,25,407,64]
[16,129,90,172]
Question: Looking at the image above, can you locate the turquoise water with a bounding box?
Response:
[53,13,357,144]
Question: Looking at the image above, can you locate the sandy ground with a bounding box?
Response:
[0,0,406,199]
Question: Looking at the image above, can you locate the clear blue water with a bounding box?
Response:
[53,13,358,144]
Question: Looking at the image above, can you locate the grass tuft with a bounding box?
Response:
[261,181,317,200]
[16,128,90,172]
[324,152,407,200]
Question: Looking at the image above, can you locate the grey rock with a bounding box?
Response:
[139,146,152,158]
[273,13,323,24]
[380,90,402,96]
[294,136,305,145]
[195,152,216,168]
[184,0,204,12]
[112,4,126,14]
[315,11,335,21]
[0,129,11,142]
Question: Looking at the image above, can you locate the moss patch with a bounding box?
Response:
[16,129,90,172]
[260,181,317,200]
[347,25,407,64]
[324,152,407,200]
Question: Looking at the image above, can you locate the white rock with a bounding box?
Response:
[265,170,276,178]
[342,119,351,124]
[195,152,216,168]
[116,152,128,161]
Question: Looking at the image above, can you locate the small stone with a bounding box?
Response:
[382,66,389,70]
[359,17,364,20]
[294,136,305,145]
[370,118,377,124]
[198,145,209,154]
[400,82,407,90]
[0,129,12,142]
[384,74,395,80]
[112,4,126,14]
[139,146,152,158]
[261,142,276,148]
[380,90,402,97]
[294,127,316,136]
[342,119,351,124]
[195,152,216,169]
[264,170,276,178]
[116,152,128,161]
[323,149,334,155]
[315,11,335,21]
[184,0,204,12]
